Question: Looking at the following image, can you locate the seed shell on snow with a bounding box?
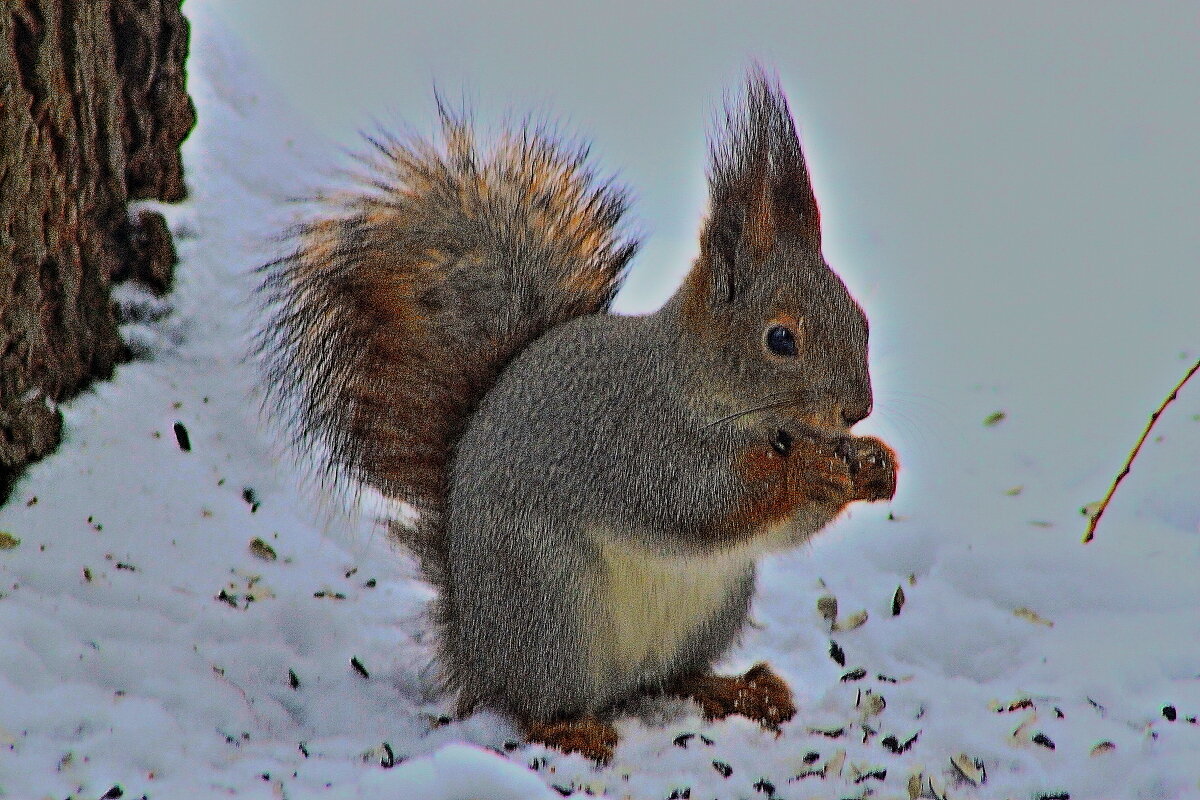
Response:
[907,771,924,800]
[350,656,370,679]
[817,594,838,623]
[851,763,887,783]
[835,609,869,632]
[991,696,1034,713]
[809,725,846,738]
[824,748,846,778]
[1014,607,1054,627]
[856,689,886,717]
[881,730,920,754]
[1090,740,1116,756]
[173,421,192,451]
[379,741,397,768]
[788,768,823,782]
[927,773,951,800]
[892,585,905,616]
[249,537,277,561]
[1011,713,1038,743]
[950,752,985,786]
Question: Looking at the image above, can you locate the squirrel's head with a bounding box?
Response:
[672,70,872,433]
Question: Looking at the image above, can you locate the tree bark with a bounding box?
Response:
[0,0,194,503]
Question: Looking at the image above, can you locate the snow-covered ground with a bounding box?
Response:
[2,5,1199,799]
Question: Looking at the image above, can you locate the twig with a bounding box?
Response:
[1083,357,1200,543]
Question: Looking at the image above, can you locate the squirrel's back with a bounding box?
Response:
[257,108,639,580]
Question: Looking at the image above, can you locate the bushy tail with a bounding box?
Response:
[257,107,638,580]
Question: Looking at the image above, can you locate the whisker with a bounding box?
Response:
[705,398,794,428]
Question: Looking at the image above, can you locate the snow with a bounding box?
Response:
[2,4,1199,799]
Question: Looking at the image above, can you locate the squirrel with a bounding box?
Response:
[257,70,897,763]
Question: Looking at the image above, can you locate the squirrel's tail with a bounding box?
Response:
[257,106,638,582]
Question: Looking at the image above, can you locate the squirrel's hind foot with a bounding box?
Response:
[670,662,796,731]
[524,716,619,764]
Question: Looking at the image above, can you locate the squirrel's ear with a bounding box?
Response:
[699,70,821,303]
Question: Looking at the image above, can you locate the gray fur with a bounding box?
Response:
[445,302,841,720]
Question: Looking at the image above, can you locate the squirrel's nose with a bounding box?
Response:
[838,385,873,427]
[840,402,871,428]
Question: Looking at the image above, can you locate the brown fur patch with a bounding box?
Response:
[670,661,796,730]
[729,442,793,531]
[723,432,856,538]
[742,164,778,261]
[794,409,844,431]
[767,311,802,334]
[677,256,717,338]
[524,717,620,764]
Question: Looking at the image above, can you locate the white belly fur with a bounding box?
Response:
[594,538,756,681]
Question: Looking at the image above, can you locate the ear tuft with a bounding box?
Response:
[701,68,821,295]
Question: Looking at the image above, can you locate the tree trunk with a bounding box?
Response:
[0,0,194,503]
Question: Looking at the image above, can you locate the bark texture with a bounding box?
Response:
[0,0,194,503]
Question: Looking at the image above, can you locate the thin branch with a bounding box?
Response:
[1083,357,1200,543]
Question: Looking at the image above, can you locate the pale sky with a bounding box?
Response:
[202,1,1199,313]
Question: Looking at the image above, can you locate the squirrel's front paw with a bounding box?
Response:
[776,429,855,509]
[841,436,898,502]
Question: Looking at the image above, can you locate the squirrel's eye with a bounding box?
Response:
[765,325,798,357]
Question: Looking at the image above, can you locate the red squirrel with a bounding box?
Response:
[258,70,897,762]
